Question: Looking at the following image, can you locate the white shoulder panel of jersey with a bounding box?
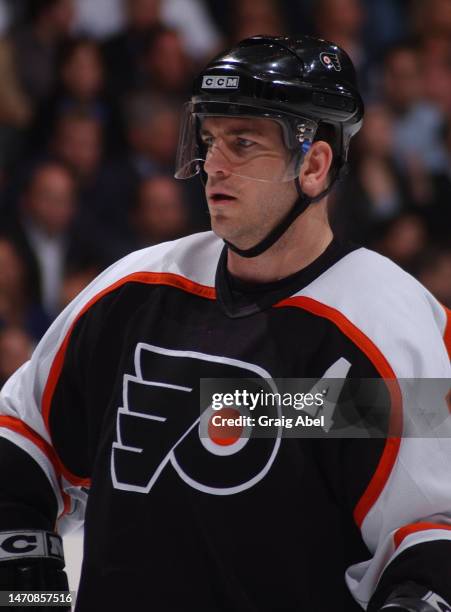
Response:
[107,230,222,286]
[293,248,451,606]
[1,230,222,434]
[0,231,222,529]
[295,247,450,378]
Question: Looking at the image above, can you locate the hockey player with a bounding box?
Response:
[1,36,451,611]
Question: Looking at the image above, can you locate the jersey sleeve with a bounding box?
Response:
[296,249,451,612]
[0,246,160,535]
[296,249,451,609]
[347,433,451,609]
[309,329,451,608]
[0,234,219,536]
[350,290,451,609]
[0,286,98,535]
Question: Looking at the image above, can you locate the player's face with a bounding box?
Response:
[202,116,299,250]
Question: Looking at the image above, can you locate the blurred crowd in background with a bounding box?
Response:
[0,0,450,384]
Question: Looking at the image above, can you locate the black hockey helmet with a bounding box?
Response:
[175,35,364,183]
[175,35,364,258]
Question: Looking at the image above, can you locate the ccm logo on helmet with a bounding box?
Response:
[320,52,341,72]
[202,76,240,89]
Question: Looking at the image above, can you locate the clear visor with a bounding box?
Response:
[174,102,318,183]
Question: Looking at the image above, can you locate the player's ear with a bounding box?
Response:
[299,141,333,197]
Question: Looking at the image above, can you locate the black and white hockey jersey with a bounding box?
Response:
[0,232,450,611]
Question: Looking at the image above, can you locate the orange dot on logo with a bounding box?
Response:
[208,407,243,446]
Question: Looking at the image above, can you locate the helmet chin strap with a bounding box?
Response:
[223,170,342,259]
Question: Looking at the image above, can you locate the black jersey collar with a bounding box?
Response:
[215,237,359,318]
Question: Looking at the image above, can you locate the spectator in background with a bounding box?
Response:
[424,117,451,246]
[0,37,32,172]
[421,51,451,118]
[159,0,222,62]
[415,9,451,117]
[128,175,191,249]
[52,107,103,186]
[0,326,33,387]
[141,26,193,97]
[122,92,180,179]
[121,88,214,236]
[381,43,448,175]
[0,106,104,230]
[121,88,209,234]
[231,0,286,42]
[2,161,78,320]
[97,0,220,67]
[362,0,408,61]
[0,236,50,341]
[59,263,99,309]
[51,107,133,263]
[102,0,162,96]
[0,0,75,170]
[0,0,11,35]
[73,0,125,40]
[30,36,117,153]
[32,38,106,150]
[331,104,413,244]
[373,212,429,274]
[7,0,75,104]
[412,0,451,110]
[417,248,451,307]
[57,37,106,114]
[0,37,31,128]
[413,0,451,58]
[312,0,367,79]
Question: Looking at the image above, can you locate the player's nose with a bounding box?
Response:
[203,144,233,177]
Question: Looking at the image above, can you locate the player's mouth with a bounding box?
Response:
[208,192,238,205]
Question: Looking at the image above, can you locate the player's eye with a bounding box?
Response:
[201,134,214,147]
[236,138,254,148]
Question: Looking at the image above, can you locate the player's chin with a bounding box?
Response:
[212,226,256,250]
[210,217,241,241]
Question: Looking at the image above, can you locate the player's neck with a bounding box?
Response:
[227,203,333,283]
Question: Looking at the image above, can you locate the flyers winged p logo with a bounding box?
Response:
[111,342,281,496]
[320,52,341,71]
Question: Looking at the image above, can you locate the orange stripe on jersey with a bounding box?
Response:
[42,272,216,486]
[0,416,71,515]
[443,306,451,361]
[274,295,402,529]
[394,522,451,549]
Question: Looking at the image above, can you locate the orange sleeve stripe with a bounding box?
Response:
[394,522,451,549]
[443,306,451,360]
[0,416,71,515]
[42,272,216,486]
[274,295,402,529]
